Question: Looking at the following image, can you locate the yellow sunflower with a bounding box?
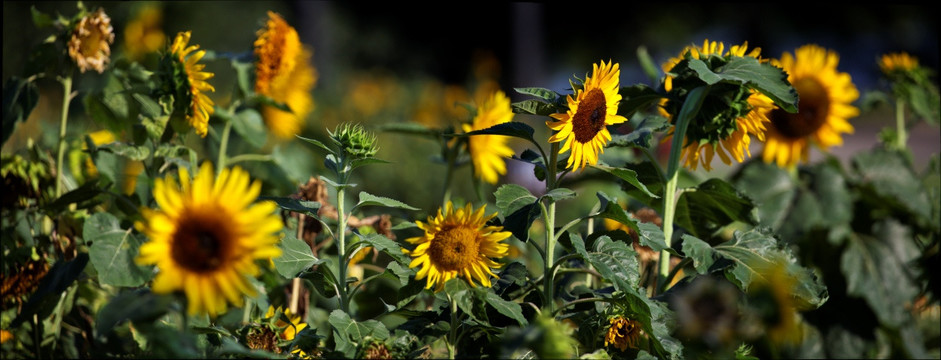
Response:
[748,259,802,346]
[136,162,283,317]
[604,316,643,351]
[661,39,775,171]
[68,8,114,74]
[463,90,515,184]
[265,306,309,340]
[254,12,317,139]
[123,5,165,61]
[168,31,215,137]
[547,60,628,171]
[403,201,511,292]
[762,45,859,168]
[879,52,920,74]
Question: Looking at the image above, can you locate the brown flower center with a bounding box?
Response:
[770,77,830,139]
[428,226,480,271]
[171,208,233,273]
[572,88,607,143]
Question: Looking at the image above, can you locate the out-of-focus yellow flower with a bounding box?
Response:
[463,90,515,184]
[264,306,308,341]
[605,316,643,351]
[68,8,114,73]
[879,52,920,74]
[123,5,165,61]
[254,12,317,139]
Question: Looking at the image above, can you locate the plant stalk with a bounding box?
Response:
[55,75,73,198]
[336,186,350,312]
[217,117,233,173]
[895,98,907,150]
[657,172,679,292]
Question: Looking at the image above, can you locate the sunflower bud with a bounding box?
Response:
[330,123,379,159]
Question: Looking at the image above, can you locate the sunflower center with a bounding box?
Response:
[171,208,234,273]
[572,88,607,143]
[770,78,830,139]
[427,225,480,271]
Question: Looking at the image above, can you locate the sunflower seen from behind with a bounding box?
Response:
[136,162,283,317]
[762,44,859,168]
[660,40,776,171]
[163,31,215,137]
[403,201,511,292]
[463,90,515,184]
[254,11,317,139]
[547,60,628,171]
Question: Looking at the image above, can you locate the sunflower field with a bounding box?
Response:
[3,2,940,359]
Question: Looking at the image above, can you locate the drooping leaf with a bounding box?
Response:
[85,212,152,287]
[679,234,719,274]
[635,222,679,255]
[296,135,335,155]
[258,196,321,216]
[495,184,537,215]
[514,87,562,102]
[511,99,558,116]
[457,122,537,148]
[274,232,319,278]
[484,292,527,326]
[674,178,757,239]
[2,77,39,146]
[594,191,640,235]
[353,191,419,212]
[593,166,658,199]
[692,56,799,113]
[570,234,640,292]
[543,187,576,202]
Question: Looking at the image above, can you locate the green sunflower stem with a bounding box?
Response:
[336,186,350,313]
[446,292,459,360]
[217,117,233,174]
[541,200,557,313]
[657,172,679,294]
[55,74,73,199]
[895,98,907,150]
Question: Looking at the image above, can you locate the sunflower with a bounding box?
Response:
[463,90,515,184]
[265,306,308,341]
[761,45,859,168]
[604,316,643,351]
[123,5,165,61]
[661,40,775,171]
[403,201,511,292]
[747,259,802,346]
[68,8,114,73]
[136,162,283,317]
[254,12,317,139]
[167,31,215,138]
[879,52,920,74]
[547,60,628,171]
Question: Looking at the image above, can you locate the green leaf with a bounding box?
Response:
[841,219,920,327]
[543,188,576,202]
[617,287,684,359]
[665,86,708,178]
[608,115,670,149]
[688,59,723,85]
[511,99,558,116]
[98,142,151,161]
[715,57,799,113]
[501,202,540,242]
[259,196,321,216]
[617,84,664,118]
[44,179,103,214]
[595,191,640,234]
[674,178,757,239]
[377,122,442,138]
[514,87,561,102]
[593,166,658,198]
[495,184,537,215]
[296,135,335,155]
[458,122,536,146]
[230,108,267,149]
[354,191,418,212]
[95,289,172,339]
[328,310,390,357]
[679,234,719,274]
[274,233,319,278]
[570,234,640,292]
[12,254,89,327]
[636,222,678,255]
[86,212,152,287]
[30,6,54,28]
[132,93,162,120]
[484,292,527,326]
[2,77,39,146]
[731,160,796,230]
[302,261,338,298]
[354,232,410,265]
[852,148,934,230]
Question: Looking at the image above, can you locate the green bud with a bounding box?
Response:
[329,123,379,159]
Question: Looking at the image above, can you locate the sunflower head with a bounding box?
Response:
[265,306,309,341]
[547,60,628,171]
[67,8,114,73]
[762,44,859,168]
[160,31,215,137]
[402,201,511,292]
[660,39,776,171]
[604,316,643,351]
[745,259,802,346]
[879,52,920,75]
[254,11,301,96]
[136,162,283,317]
[462,90,515,184]
[330,123,379,159]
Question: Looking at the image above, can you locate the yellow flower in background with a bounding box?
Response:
[0,329,12,344]
[748,260,802,346]
[661,39,774,171]
[403,201,511,292]
[81,130,143,195]
[123,5,165,61]
[167,31,215,137]
[879,52,920,74]
[68,8,114,73]
[255,12,317,139]
[265,306,308,341]
[136,162,283,317]
[762,45,859,168]
[604,316,643,351]
[463,90,515,184]
[547,60,628,171]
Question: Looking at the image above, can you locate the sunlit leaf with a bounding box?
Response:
[86,212,152,287]
[354,191,419,212]
[274,232,319,278]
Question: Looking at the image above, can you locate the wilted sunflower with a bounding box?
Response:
[122,5,165,61]
[762,45,859,168]
[254,12,317,139]
[166,31,215,137]
[661,39,775,171]
[136,162,283,317]
[403,201,511,292]
[879,52,920,74]
[463,90,515,184]
[68,8,114,73]
[605,316,643,351]
[547,60,628,171]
